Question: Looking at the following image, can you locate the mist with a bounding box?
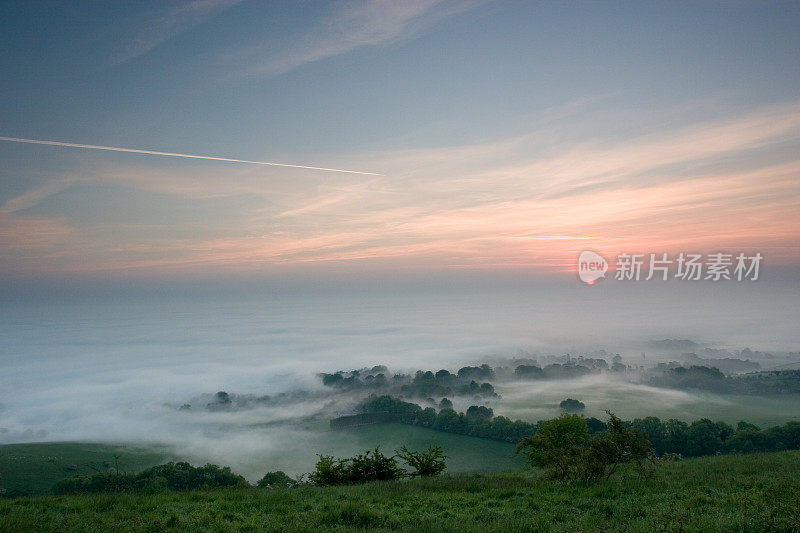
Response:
[2,276,798,478]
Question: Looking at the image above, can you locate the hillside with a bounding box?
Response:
[0,424,524,495]
[2,451,798,532]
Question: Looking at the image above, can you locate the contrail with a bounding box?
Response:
[0,136,382,176]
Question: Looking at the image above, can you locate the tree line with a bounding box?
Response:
[359,394,800,457]
[49,445,448,496]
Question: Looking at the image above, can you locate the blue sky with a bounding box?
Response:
[1,1,799,280]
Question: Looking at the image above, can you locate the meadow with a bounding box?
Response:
[0,423,523,495]
[495,377,800,427]
[1,450,798,532]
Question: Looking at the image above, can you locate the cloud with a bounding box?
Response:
[2,100,799,275]
[218,0,482,77]
[109,0,245,65]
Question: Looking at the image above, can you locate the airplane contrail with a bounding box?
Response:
[0,136,382,176]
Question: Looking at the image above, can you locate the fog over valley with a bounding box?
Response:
[2,279,797,479]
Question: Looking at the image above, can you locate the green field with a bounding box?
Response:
[495,378,800,427]
[1,451,798,532]
[0,423,523,495]
[0,442,173,496]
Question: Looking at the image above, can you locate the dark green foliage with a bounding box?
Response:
[308,455,353,486]
[515,412,655,483]
[309,447,404,485]
[319,365,498,399]
[256,471,296,488]
[52,462,248,495]
[349,448,404,482]
[360,395,536,443]
[628,416,800,457]
[650,366,800,395]
[439,397,453,409]
[4,452,800,532]
[396,445,447,477]
[52,472,137,495]
[586,417,607,434]
[465,405,494,420]
[457,364,495,381]
[559,398,585,413]
[514,364,544,379]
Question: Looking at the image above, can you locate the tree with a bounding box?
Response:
[515,413,590,479]
[514,365,544,379]
[515,412,655,483]
[396,445,447,477]
[257,471,296,488]
[559,398,586,413]
[466,405,494,420]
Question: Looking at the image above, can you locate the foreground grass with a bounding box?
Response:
[0,442,172,496]
[2,450,799,532]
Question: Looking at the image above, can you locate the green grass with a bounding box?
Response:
[0,442,172,496]
[2,451,799,532]
[496,380,800,427]
[0,424,522,495]
[327,423,524,473]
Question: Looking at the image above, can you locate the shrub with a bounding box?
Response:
[516,412,656,483]
[349,447,404,482]
[54,462,250,495]
[257,471,297,488]
[396,445,447,477]
[52,472,137,495]
[136,462,248,491]
[308,455,351,485]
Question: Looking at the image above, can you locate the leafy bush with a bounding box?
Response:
[308,455,354,486]
[52,472,137,495]
[52,462,248,495]
[516,412,655,483]
[136,462,248,491]
[310,448,404,485]
[396,445,447,477]
[256,471,297,488]
[349,447,404,482]
[310,446,446,485]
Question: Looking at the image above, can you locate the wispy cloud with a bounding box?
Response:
[109,0,245,65]
[3,100,799,275]
[217,0,482,77]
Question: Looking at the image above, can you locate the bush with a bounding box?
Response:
[309,446,446,485]
[396,445,447,477]
[257,471,297,488]
[516,412,656,483]
[52,472,137,495]
[349,447,404,482]
[136,462,248,491]
[52,462,249,495]
[309,448,403,485]
[308,455,351,485]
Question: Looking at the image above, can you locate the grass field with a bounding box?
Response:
[1,450,798,532]
[495,377,800,427]
[0,423,523,495]
[0,442,173,496]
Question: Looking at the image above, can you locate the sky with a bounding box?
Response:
[1,0,799,285]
